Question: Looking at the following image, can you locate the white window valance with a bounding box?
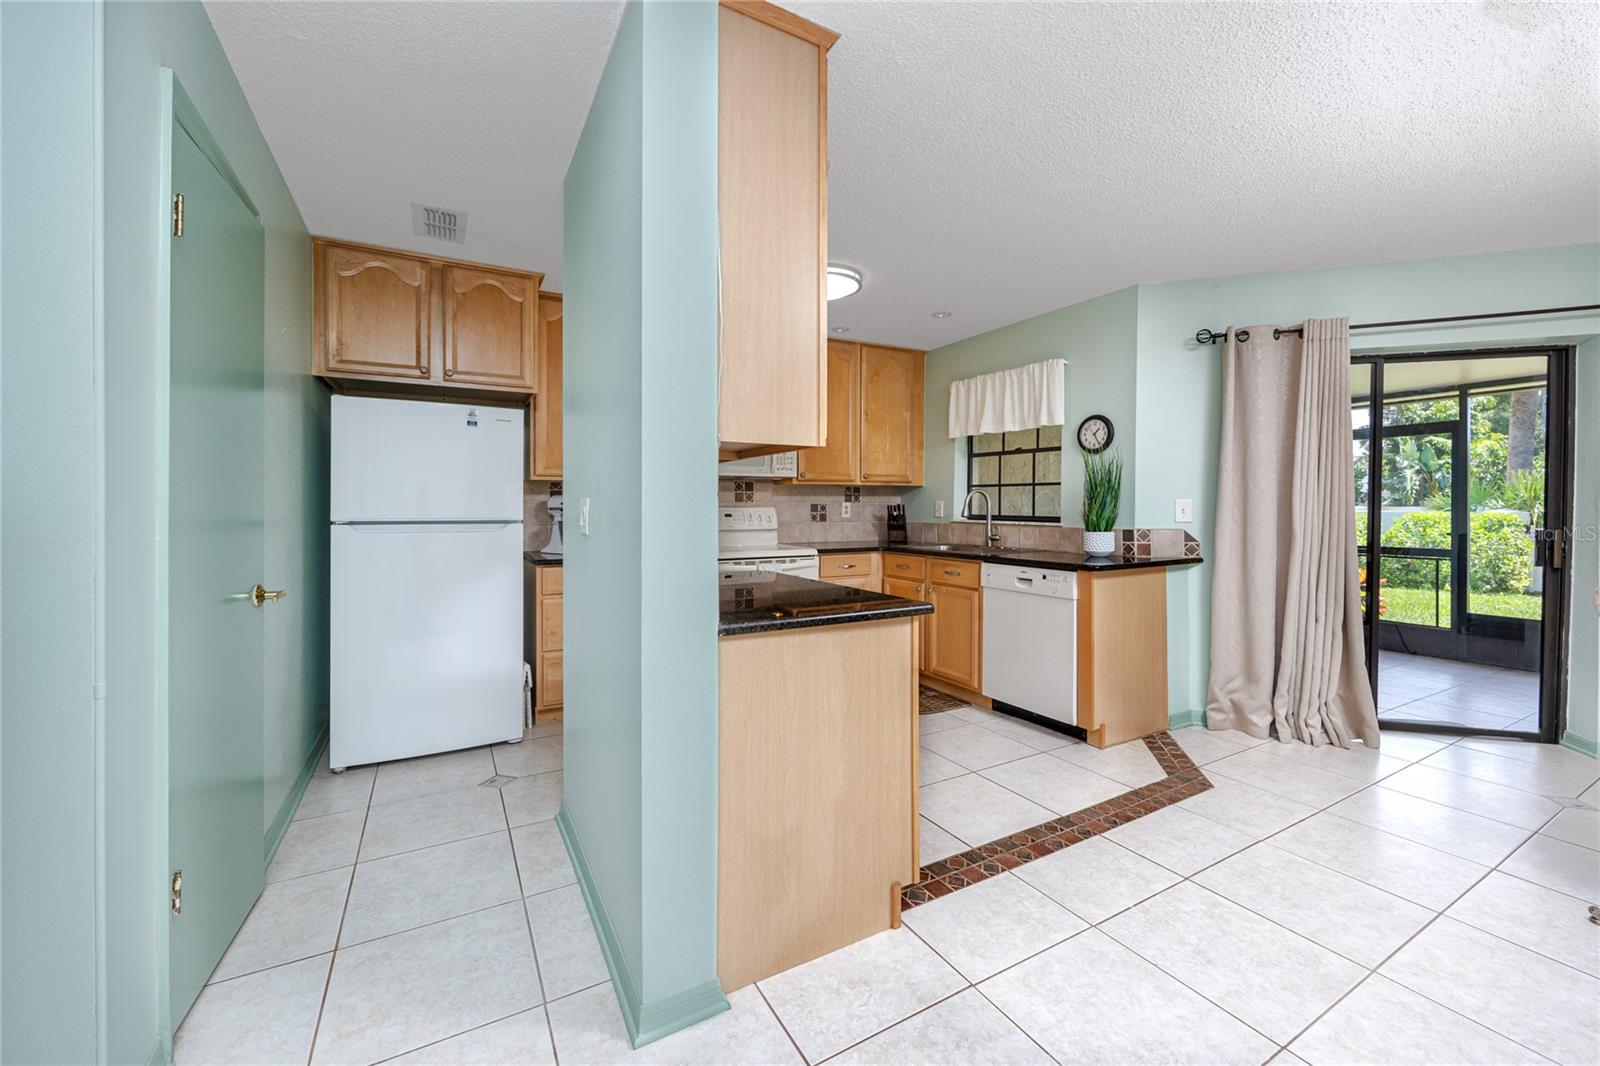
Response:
[947,358,1066,439]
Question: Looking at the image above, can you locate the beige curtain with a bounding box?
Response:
[1206,318,1380,748]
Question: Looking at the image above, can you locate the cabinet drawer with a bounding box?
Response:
[539,566,563,596]
[538,651,563,707]
[819,552,878,580]
[926,558,980,589]
[883,554,927,581]
[540,594,563,652]
[827,574,879,592]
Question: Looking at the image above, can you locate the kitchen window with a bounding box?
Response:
[966,427,1063,521]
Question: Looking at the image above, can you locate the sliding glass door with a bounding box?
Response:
[1351,348,1574,740]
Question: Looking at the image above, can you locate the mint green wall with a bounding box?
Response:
[1,4,103,1061]
[1131,244,1600,721]
[1567,337,1599,750]
[562,0,723,1045]
[909,286,1138,527]
[100,3,325,1060]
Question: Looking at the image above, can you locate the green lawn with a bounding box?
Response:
[1375,585,1541,628]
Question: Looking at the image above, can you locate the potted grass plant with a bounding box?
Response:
[1082,449,1122,556]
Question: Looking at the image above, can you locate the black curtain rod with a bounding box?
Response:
[1194,304,1600,346]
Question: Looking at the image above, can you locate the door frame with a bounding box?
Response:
[1354,344,1576,744]
[154,67,264,1043]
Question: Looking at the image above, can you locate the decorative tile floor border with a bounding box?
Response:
[902,730,1211,909]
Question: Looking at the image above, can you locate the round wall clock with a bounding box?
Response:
[1077,414,1114,453]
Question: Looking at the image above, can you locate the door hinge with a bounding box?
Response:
[170,869,183,914]
[172,193,184,238]
[1551,528,1566,571]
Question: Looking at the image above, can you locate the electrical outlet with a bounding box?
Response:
[1175,498,1194,523]
[579,497,591,535]
[840,501,853,519]
[935,500,945,518]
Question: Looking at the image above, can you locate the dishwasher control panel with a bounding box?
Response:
[979,563,1078,598]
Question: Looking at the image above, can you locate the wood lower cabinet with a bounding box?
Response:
[796,341,924,486]
[1077,568,1168,748]
[924,559,981,692]
[313,237,542,399]
[535,565,563,719]
[441,266,538,389]
[818,551,880,591]
[529,293,563,479]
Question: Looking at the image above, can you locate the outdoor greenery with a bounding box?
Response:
[1353,383,1546,622]
[1383,510,1534,594]
[1081,449,1122,532]
[1380,585,1542,627]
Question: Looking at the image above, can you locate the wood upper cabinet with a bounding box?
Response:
[316,243,432,381]
[717,2,837,455]
[312,237,542,398]
[797,341,860,483]
[796,340,924,486]
[529,293,563,479]
[859,345,924,484]
[442,266,538,389]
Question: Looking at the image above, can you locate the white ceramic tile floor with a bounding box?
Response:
[1376,651,1540,731]
[178,712,1600,1065]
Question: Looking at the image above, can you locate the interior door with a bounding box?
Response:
[167,118,266,1023]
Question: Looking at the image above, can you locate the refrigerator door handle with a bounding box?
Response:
[335,521,517,533]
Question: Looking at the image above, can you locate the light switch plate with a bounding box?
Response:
[579,497,591,535]
[1175,498,1194,523]
[935,500,945,518]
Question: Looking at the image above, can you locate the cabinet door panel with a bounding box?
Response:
[797,341,859,483]
[884,574,933,674]
[717,5,826,450]
[927,583,980,691]
[859,345,923,484]
[443,266,537,389]
[322,246,431,380]
[530,294,563,478]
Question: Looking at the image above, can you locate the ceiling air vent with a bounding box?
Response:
[412,203,466,244]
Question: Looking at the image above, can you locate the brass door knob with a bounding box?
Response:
[251,584,287,607]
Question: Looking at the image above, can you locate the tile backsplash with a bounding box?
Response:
[718,479,905,543]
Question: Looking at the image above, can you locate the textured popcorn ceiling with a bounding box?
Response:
[208,1,1597,349]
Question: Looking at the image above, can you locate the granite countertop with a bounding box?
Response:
[719,572,933,637]
[524,551,564,566]
[796,540,1202,573]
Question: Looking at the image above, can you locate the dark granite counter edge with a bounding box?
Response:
[718,599,933,637]
[799,541,1203,573]
[524,551,564,566]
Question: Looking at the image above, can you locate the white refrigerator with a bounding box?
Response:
[330,395,525,770]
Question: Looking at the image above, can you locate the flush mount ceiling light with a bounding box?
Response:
[826,264,863,301]
[932,310,953,319]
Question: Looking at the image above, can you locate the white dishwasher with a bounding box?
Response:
[981,563,1078,727]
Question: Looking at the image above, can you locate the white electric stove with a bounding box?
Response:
[718,506,820,580]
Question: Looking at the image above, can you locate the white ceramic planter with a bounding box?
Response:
[1083,530,1117,556]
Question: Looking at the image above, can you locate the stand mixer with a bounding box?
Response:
[542,494,564,555]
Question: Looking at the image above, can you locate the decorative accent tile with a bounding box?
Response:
[549,481,563,495]
[844,486,861,502]
[809,503,828,523]
[901,732,1212,911]
[734,479,755,503]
